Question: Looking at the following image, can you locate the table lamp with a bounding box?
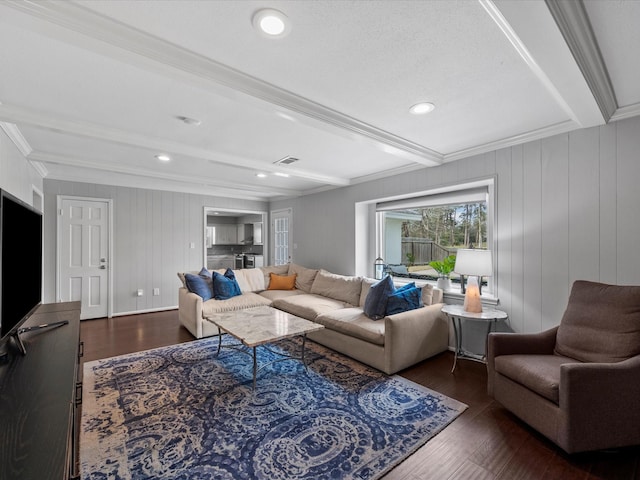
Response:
[454,249,492,313]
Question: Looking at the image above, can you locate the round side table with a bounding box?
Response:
[441,304,508,373]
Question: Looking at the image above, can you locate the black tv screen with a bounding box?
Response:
[0,189,43,343]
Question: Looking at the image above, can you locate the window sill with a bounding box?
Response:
[392,276,499,306]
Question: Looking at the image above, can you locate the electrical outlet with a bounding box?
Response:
[190,242,195,249]
[153,288,160,296]
[137,289,144,297]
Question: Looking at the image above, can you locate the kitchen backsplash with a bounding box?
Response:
[207,245,264,255]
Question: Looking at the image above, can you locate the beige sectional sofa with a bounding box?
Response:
[177,264,449,374]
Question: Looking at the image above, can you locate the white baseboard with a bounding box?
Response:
[111,305,178,317]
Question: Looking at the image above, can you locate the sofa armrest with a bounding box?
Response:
[384,303,449,374]
[178,287,203,338]
[559,355,640,452]
[487,327,558,395]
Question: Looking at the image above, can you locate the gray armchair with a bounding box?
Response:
[487,280,640,453]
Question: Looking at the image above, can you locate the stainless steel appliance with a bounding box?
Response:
[234,254,244,269]
[243,254,255,269]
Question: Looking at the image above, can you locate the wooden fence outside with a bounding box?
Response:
[401,238,456,265]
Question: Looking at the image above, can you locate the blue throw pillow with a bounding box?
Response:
[363,275,395,320]
[386,286,424,316]
[394,282,415,294]
[212,269,242,300]
[184,273,213,301]
[199,267,212,278]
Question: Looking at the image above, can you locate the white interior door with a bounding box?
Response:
[271,208,292,265]
[58,197,110,319]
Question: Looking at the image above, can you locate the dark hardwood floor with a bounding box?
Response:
[80,310,639,480]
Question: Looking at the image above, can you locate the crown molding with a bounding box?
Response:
[610,102,640,123]
[0,121,32,156]
[443,120,577,162]
[3,0,442,168]
[545,0,617,122]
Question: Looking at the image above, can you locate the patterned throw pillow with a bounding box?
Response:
[363,275,395,320]
[212,269,242,300]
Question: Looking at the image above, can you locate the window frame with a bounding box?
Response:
[374,178,496,297]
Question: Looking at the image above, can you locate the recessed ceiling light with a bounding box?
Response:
[252,9,291,38]
[409,102,436,115]
[256,173,267,178]
[274,172,290,178]
[155,154,171,162]
[213,212,220,215]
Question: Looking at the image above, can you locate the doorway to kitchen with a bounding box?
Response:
[203,207,267,271]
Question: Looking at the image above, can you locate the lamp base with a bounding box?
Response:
[462,276,482,313]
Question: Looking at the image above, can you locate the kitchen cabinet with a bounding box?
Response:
[253,222,263,245]
[208,225,237,245]
[237,224,253,245]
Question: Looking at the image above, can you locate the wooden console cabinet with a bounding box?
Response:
[0,302,82,480]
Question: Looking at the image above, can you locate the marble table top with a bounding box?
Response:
[206,306,324,347]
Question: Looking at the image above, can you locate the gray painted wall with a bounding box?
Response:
[43,180,268,315]
[272,116,640,336]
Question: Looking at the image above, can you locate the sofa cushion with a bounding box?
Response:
[422,284,434,305]
[258,289,305,302]
[272,294,347,320]
[202,292,272,316]
[494,354,580,404]
[261,264,289,288]
[268,273,297,290]
[315,308,385,346]
[359,278,377,307]
[386,286,423,315]
[212,270,242,300]
[184,272,213,301]
[234,268,266,293]
[555,281,640,363]
[363,275,395,320]
[288,263,318,293]
[310,269,362,306]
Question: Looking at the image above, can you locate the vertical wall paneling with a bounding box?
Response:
[568,127,600,286]
[598,123,617,284]
[509,145,525,333]
[495,148,513,323]
[541,134,569,330]
[616,116,640,284]
[522,142,543,333]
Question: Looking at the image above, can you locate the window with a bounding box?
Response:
[271,208,292,266]
[375,180,494,292]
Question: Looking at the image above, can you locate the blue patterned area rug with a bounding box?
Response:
[81,336,467,480]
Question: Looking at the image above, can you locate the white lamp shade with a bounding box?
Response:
[454,249,492,276]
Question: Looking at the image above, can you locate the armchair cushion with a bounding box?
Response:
[494,354,580,404]
[555,281,640,363]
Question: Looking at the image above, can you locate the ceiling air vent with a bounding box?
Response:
[273,156,299,165]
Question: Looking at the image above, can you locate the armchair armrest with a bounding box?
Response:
[488,327,558,358]
[559,355,640,452]
[487,327,558,396]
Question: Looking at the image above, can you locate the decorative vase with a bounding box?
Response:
[436,277,451,291]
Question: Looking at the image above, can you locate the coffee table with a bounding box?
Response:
[205,306,324,390]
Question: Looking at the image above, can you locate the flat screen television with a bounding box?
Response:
[0,189,43,356]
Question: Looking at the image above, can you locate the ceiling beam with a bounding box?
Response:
[485,0,606,128]
[3,0,443,168]
[0,102,350,187]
